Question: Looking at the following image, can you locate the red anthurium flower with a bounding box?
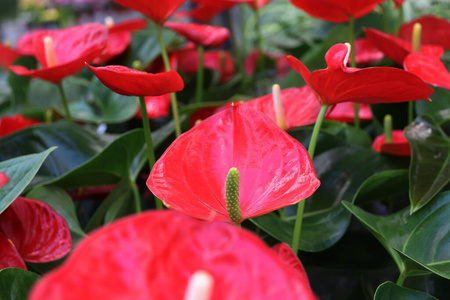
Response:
[0,114,42,138]
[177,49,235,82]
[394,0,405,9]
[29,210,317,300]
[111,0,185,25]
[135,94,172,119]
[147,104,320,223]
[271,243,312,286]
[399,15,450,49]
[245,0,272,10]
[0,172,8,188]
[10,23,108,84]
[16,29,45,56]
[244,50,291,78]
[404,53,450,90]
[284,43,434,106]
[364,28,443,65]
[0,197,72,270]
[93,18,147,65]
[0,43,21,70]
[243,86,321,130]
[86,64,184,97]
[190,1,236,22]
[164,22,230,48]
[353,38,384,66]
[372,130,411,156]
[325,102,373,124]
[290,0,384,23]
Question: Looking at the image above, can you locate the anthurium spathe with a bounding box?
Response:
[353,38,384,66]
[404,52,450,90]
[147,103,320,223]
[10,23,108,84]
[134,94,171,119]
[111,0,185,25]
[29,210,317,300]
[86,64,184,97]
[0,197,72,270]
[364,28,443,65]
[290,0,384,23]
[372,130,411,156]
[164,22,230,48]
[399,15,450,49]
[0,115,42,138]
[0,43,21,70]
[325,102,373,124]
[284,43,434,106]
[0,172,8,188]
[244,50,291,79]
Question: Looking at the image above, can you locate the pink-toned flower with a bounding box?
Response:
[290,0,384,23]
[404,52,450,90]
[111,0,185,25]
[164,22,230,48]
[10,23,108,84]
[244,50,291,78]
[93,18,147,65]
[399,15,450,49]
[271,243,312,285]
[372,130,411,156]
[86,64,184,97]
[0,43,21,70]
[29,210,317,300]
[189,1,236,22]
[0,115,42,138]
[364,27,443,65]
[147,104,320,223]
[16,29,45,56]
[284,43,434,106]
[325,102,373,124]
[134,94,172,119]
[394,0,405,9]
[0,197,72,270]
[0,172,8,188]
[353,38,384,66]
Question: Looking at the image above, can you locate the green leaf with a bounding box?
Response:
[343,191,450,280]
[26,185,86,245]
[0,148,55,214]
[47,129,145,188]
[416,87,450,124]
[0,268,39,300]
[7,57,36,108]
[0,122,113,181]
[84,179,134,233]
[374,282,438,300]
[404,115,450,213]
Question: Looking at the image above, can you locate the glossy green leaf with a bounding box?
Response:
[26,185,86,245]
[343,191,450,279]
[416,87,450,124]
[251,144,404,252]
[374,282,438,300]
[0,122,113,181]
[0,148,55,214]
[404,115,450,213]
[0,268,39,300]
[84,179,134,233]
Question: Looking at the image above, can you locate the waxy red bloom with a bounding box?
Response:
[372,130,411,156]
[394,0,405,9]
[135,94,172,119]
[290,0,384,23]
[353,38,384,66]
[271,243,312,285]
[10,23,108,84]
[87,64,184,97]
[399,15,450,49]
[147,104,320,223]
[93,18,147,65]
[0,43,21,70]
[0,172,8,188]
[0,197,72,270]
[284,43,434,106]
[29,211,317,300]
[364,28,443,65]
[111,0,185,25]
[16,29,45,56]
[190,1,235,22]
[165,22,230,47]
[244,50,291,79]
[404,53,450,90]
[325,102,373,124]
[0,115,42,138]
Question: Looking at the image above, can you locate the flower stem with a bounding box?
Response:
[396,270,407,287]
[130,180,142,213]
[291,105,328,254]
[194,45,204,103]
[139,96,163,210]
[156,24,181,137]
[348,16,360,128]
[57,82,73,124]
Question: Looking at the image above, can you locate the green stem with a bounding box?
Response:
[194,45,204,103]
[408,102,414,124]
[57,82,73,124]
[348,16,360,128]
[394,5,404,36]
[254,4,267,94]
[156,24,181,137]
[130,180,142,213]
[291,105,328,254]
[139,96,163,210]
[396,270,407,287]
[381,2,390,33]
